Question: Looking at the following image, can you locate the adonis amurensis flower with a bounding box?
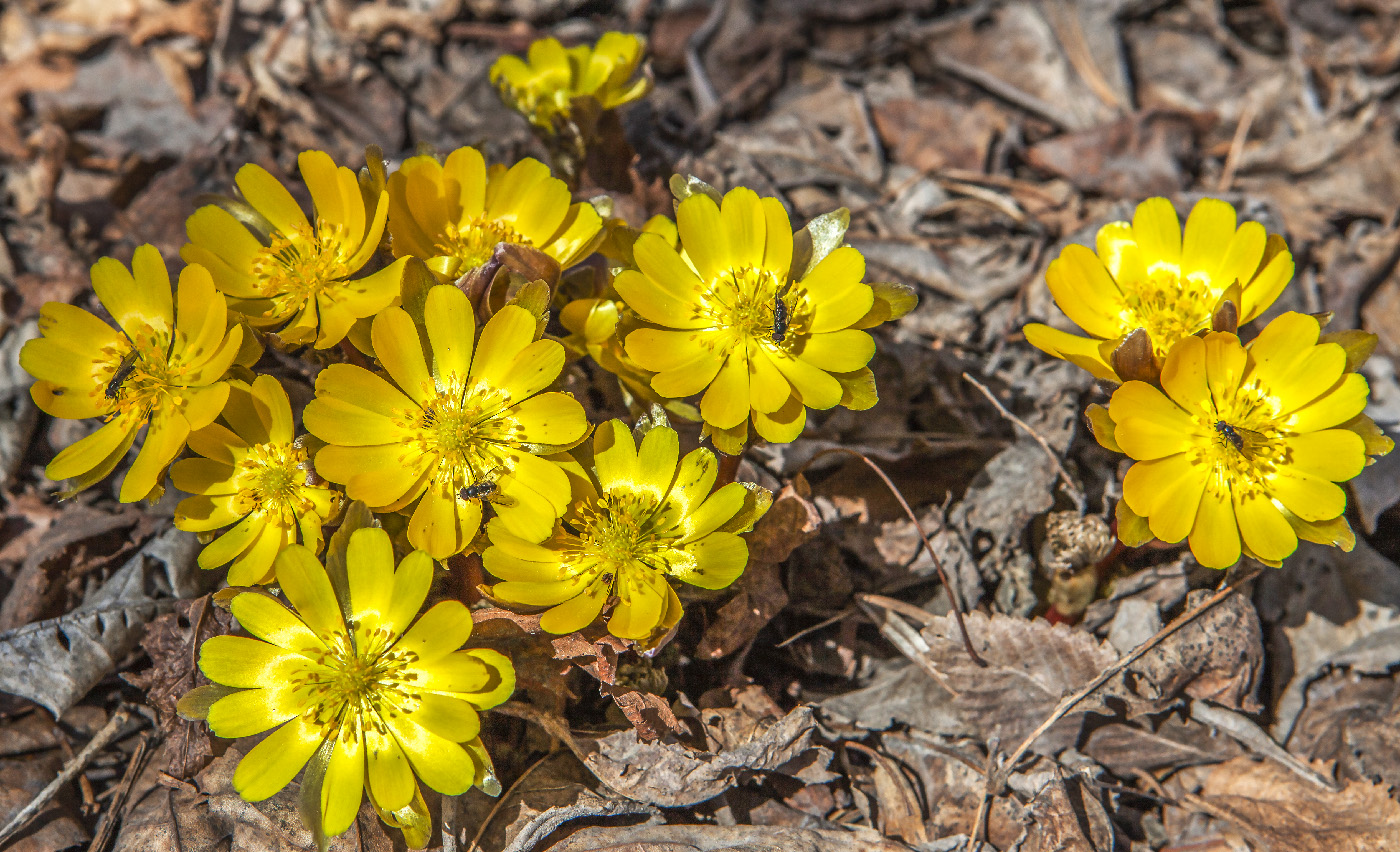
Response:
[182,149,409,349]
[1025,197,1294,382]
[20,246,243,502]
[304,285,589,559]
[1090,312,1392,569]
[183,529,513,841]
[386,146,602,281]
[173,375,341,585]
[490,32,650,132]
[485,417,771,641]
[619,186,910,453]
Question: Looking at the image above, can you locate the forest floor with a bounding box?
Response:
[2,1,1400,850]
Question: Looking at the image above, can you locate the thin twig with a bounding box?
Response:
[686,0,728,124]
[803,448,985,667]
[774,607,855,649]
[962,372,1086,515]
[465,750,554,852]
[1188,700,1338,791]
[1216,98,1257,193]
[965,566,1264,849]
[87,730,157,852]
[929,54,1078,130]
[0,707,135,846]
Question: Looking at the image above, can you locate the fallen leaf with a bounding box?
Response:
[1020,773,1115,852]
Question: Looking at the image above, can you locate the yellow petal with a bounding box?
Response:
[1287,373,1368,433]
[1122,453,1206,543]
[1233,489,1296,563]
[796,329,875,373]
[1095,220,1146,285]
[206,686,304,739]
[1284,429,1366,481]
[1239,250,1293,322]
[317,443,429,507]
[1131,197,1182,276]
[769,351,841,409]
[1202,332,1247,414]
[321,730,366,838]
[752,394,806,443]
[1268,467,1347,522]
[398,600,473,662]
[348,527,396,626]
[274,545,346,637]
[1110,382,1196,459]
[305,365,415,445]
[409,482,473,559]
[749,347,791,414]
[372,307,434,405]
[492,340,567,403]
[386,550,435,637]
[1189,483,1241,569]
[1215,221,1266,296]
[384,713,476,795]
[469,305,535,388]
[719,187,764,270]
[1044,244,1124,340]
[199,635,307,688]
[636,422,681,497]
[539,576,609,634]
[409,694,481,743]
[235,163,310,237]
[365,728,415,812]
[801,248,874,334]
[606,569,667,639]
[1159,335,1209,412]
[497,392,586,446]
[231,592,323,652]
[1022,323,1120,383]
[676,531,747,589]
[232,715,324,801]
[120,411,191,503]
[616,260,707,329]
[47,416,138,483]
[700,350,751,430]
[760,197,793,277]
[675,193,727,283]
[444,146,487,220]
[424,285,475,383]
[1180,198,1236,291]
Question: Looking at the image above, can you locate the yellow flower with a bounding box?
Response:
[192,529,513,839]
[172,375,342,586]
[490,32,650,132]
[303,285,588,559]
[1094,312,1389,569]
[1025,197,1294,382]
[20,246,243,502]
[181,150,409,349]
[618,187,890,450]
[386,147,603,280]
[485,418,770,640]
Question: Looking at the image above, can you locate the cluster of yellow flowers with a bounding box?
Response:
[1027,198,1392,569]
[19,32,914,845]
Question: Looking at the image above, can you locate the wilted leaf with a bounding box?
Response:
[697,483,820,660]
[916,610,1118,754]
[1021,773,1115,852]
[583,703,835,807]
[542,823,913,852]
[1182,756,1400,852]
[0,528,200,718]
[1120,589,1264,714]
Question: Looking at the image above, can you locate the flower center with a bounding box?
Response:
[575,491,670,572]
[397,383,518,493]
[298,629,420,737]
[1115,268,1215,361]
[702,266,801,347]
[1191,384,1286,496]
[435,216,531,271]
[99,328,183,419]
[251,221,355,303]
[229,441,315,519]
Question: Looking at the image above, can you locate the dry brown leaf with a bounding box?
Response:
[918,610,1118,754]
[1186,757,1400,852]
[697,483,820,660]
[542,823,913,852]
[583,703,834,807]
[1021,774,1115,852]
[1121,589,1264,714]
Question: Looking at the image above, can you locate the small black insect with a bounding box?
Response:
[1215,420,1245,452]
[771,282,793,343]
[105,350,141,400]
[459,481,497,501]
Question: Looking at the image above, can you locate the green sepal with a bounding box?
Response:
[669,174,722,206]
[833,367,878,411]
[851,281,917,330]
[175,684,239,721]
[1319,329,1379,374]
[716,482,773,535]
[791,207,850,280]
